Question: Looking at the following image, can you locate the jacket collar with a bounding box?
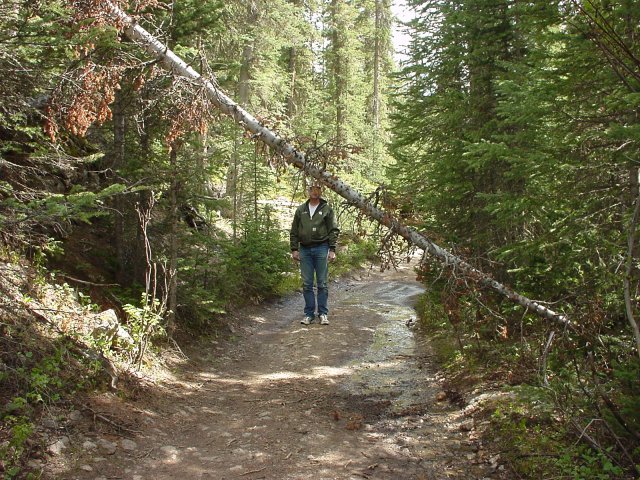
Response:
[304,198,327,214]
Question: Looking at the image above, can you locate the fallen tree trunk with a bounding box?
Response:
[105,2,571,328]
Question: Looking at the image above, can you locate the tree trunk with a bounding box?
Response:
[104,1,570,327]
[112,89,129,285]
[224,6,255,233]
[330,0,346,145]
[372,0,382,130]
[167,145,179,337]
[287,44,298,117]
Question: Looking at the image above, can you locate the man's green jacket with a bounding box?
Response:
[289,198,340,251]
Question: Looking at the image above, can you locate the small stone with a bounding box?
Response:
[98,438,117,455]
[230,448,248,457]
[459,421,473,432]
[80,465,93,472]
[83,440,98,450]
[27,459,43,469]
[120,439,138,451]
[436,391,447,402]
[199,456,218,462]
[160,445,179,462]
[69,410,83,422]
[42,418,59,429]
[47,436,70,456]
[229,465,244,472]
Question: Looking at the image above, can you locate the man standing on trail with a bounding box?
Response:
[290,181,340,326]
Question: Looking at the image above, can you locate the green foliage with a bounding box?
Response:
[1,183,128,250]
[491,391,627,479]
[413,272,640,477]
[559,446,625,480]
[490,393,567,478]
[393,2,640,475]
[413,289,461,366]
[2,348,64,418]
[0,338,99,477]
[175,207,295,330]
[122,296,166,349]
[331,238,378,277]
[115,293,168,367]
[0,415,34,479]
[221,213,294,304]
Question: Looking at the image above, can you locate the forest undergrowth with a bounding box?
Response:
[413,275,640,479]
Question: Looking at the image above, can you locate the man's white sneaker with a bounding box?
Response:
[301,316,313,325]
[319,314,329,325]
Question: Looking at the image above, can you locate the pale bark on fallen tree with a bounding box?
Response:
[104,2,571,328]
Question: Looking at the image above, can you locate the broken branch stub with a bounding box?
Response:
[104,2,571,328]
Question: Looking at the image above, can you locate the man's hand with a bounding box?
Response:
[328,250,336,262]
[291,250,300,262]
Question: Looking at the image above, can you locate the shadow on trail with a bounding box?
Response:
[51,265,498,480]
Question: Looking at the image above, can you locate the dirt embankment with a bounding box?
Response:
[45,263,506,480]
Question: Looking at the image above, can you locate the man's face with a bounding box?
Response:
[309,186,322,200]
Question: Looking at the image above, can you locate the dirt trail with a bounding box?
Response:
[53,263,500,480]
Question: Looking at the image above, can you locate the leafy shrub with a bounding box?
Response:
[0,416,34,479]
[331,238,378,276]
[0,340,97,478]
[221,217,293,304]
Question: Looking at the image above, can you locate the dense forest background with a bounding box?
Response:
[1,0,639,478]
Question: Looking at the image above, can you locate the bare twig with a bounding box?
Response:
[169,337,188,360]
[82,405,141,434]
[240,466,267,476]
[351,472,371,479]
[541,331,556,386]
[57,273,119,287]
[136,447,156,459]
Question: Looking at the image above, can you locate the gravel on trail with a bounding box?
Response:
[45,262,505,480]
